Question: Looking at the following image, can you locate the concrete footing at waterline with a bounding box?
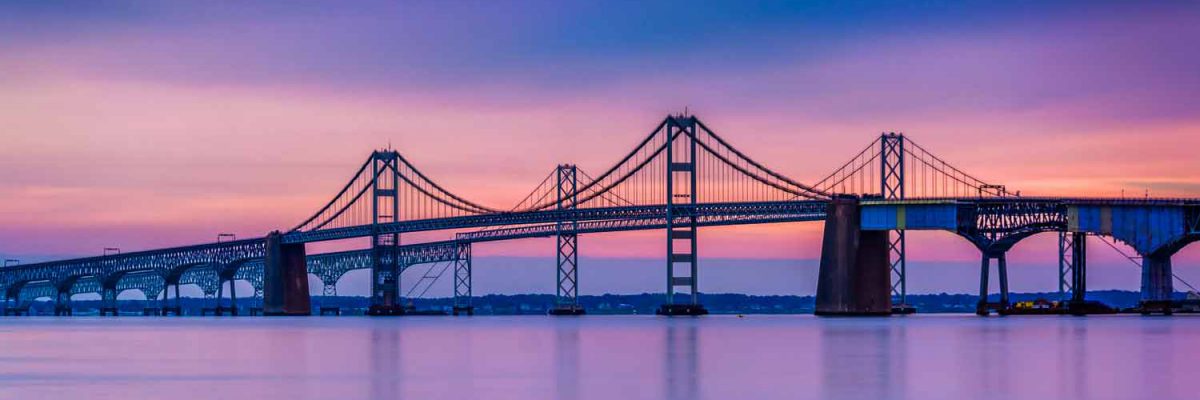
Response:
[815,195,893,316]
[656,304,709,316]
[263,232,312,316]
[548,305,587,316]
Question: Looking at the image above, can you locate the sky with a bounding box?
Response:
[1,1,1199,297]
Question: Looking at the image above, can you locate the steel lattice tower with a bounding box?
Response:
[1058,231,1087,304]
[452,242,473,315]
[659,115,706,315]
[550,164,584,315]
[880,133,911,312]
[368,151,404,315]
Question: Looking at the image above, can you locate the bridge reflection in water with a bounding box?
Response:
[4,317,1190,399]
[3,115,1198,317]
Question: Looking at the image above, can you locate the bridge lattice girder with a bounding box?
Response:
[865,198,1200,256]
[1,239,264,301]
[69,271,164,298]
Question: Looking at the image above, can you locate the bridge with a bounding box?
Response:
[2,115,1198,316]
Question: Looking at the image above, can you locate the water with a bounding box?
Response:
[1,315,1197,400]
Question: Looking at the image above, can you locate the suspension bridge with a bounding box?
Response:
[2,115,1198,317]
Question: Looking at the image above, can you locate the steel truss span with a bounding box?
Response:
[3,114,1199,316]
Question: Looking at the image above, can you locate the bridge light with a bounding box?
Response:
[217,233,236,243]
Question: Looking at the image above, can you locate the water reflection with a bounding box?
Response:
[1056,321,1090,400]
[818,321,906,399]
[978,322,1011,396]
[1,316,1198,400]
[370,327,400,399]
[556,323,580,400]
[663,322,699,400]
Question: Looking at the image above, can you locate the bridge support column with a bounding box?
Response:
[367,255,404,316]
[879,132,913,314]
[3,293,28,316]
[215,279,225,316]
[1058,232,1089,311]
[228,278,238,316]
[161,282,183,316]
[263,232,311,316]
[249,276,264,316]
[54,290,72,316]
[366,151,405,316]
[657,117,706,316]
[99,285,118,316]
[976,252,1010,316]
[815,195,892,316]
[316,276,341,317]
[550,233,583,315]
[452,242,474,316]
[215,278,239,316]
[550,165,585,316]
[888,231,913,314]
[1140,253,1174,313]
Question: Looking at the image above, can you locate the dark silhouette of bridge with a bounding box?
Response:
[3,115,1198,316]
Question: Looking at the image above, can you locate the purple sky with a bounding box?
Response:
[1,1,1198,297]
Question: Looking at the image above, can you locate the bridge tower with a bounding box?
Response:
[368,150,405,316]
[550,164,585,315]
[658,115,707,315]
[1058,232,1087,309]
[880,133,913,314]
[452,242,473,315]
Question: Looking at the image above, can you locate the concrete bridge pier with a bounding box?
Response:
[3,301,29,316]
[1140,253,1174,314]
[215,280,224,316]
[263,232,311,316]
[161,282,183,316]
[53,290,72,316]
[214,277,239,316]
[976,252,1010,316]
[98,285,119,316]
[815,195,892,316]
[2,291,31,316]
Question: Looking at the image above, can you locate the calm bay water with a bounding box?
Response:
[1,315,1197,400]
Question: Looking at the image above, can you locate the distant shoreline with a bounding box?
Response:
[16,290,1179,316]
